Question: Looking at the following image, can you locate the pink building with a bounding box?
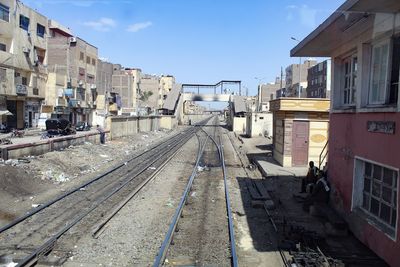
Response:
[291,1,400,266]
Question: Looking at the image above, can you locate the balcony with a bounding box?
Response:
[0,20,12,38]
[0,50,13,67]
[56,98,67,107]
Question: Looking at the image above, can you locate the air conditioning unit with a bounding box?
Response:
[22,47,30,54]
[42,100,47,105]
[90,84,96,89]
[78,80,83,86]
[69,37,77,43]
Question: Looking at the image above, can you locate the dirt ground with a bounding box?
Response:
[0,129,175,226]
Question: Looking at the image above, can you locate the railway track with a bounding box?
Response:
[153,116,238,267]
[0,118,211,266]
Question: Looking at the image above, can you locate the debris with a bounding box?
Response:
[79,187,87,191]
[191,192,197,197]
[197,165,209,172]
[32,204,41,208]
[99,154,108,158]
[148,166,156,170]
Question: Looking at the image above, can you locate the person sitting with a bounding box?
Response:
[303,171,330,211]
[300,161,318,193]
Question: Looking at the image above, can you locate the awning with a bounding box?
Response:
[0,110,13,116]
[290,0,400,57]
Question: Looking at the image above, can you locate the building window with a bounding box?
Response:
[86,56,90,64]
[92,58,96,66]
[0,43,5,52]
[0,3,9,22]
[368,37,400,105]
[342,54,357,105]
[22,77,27,85]
[354,158,398,238]
[36,23,45,38]
[19,15,30,31]
[80,52,84,61]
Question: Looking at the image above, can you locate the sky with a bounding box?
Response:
[24,0,343,98]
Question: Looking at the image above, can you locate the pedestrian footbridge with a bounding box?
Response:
[160,80,247,126]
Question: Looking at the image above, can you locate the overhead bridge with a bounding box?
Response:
[182,93,231,102]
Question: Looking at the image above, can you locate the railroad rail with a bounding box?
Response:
[153,117,238,266]
[0,117,211,266]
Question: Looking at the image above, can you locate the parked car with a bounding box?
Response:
[75,121,91,131]
[45,118,76,137]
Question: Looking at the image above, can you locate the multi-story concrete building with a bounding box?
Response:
[139,73,160,114]
[285,59,316,97]
[159,75,175,109]
[306,59,331,98]
[0,0,48,128]
[292,1,400,266]
[257,77,285,111]
[111,66,140,115]
[46,20,98,124]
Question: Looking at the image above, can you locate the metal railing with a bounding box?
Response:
[319,140,328,170]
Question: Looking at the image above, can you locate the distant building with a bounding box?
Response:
[159,75,175,109]
[139,74,160,114]
[257,77,285,111]
[111,66,140,114]
[47,20,98,124]
[306,60,331,98]
[285,60,317,97]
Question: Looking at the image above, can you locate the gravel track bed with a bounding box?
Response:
[164,125,231,266]
[55,135,200,267]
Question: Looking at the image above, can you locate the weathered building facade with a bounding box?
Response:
[270,98,329,167]
[306,59,331,98]
[285,60,316,97]
[0,0,48,128]
[291,1,400,266]
[46,21,98,124]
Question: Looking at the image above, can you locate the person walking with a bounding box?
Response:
[96,124,105,144]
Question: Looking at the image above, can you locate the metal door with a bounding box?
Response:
[292,121,309,166]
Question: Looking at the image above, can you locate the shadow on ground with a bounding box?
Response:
[236,174,389,267]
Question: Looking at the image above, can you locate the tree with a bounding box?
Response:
[139,91,153,102]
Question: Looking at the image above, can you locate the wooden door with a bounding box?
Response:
[292,121,309,166]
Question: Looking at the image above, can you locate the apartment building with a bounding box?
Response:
[139,73,160,114]
[306,59,331,98]
[257,77,285,111]
[159,75,175,109]
[285,60,316,97]
[111,65,140,115]
[46,20,98,124]
[0,0,48,128]
[292,1,400,266]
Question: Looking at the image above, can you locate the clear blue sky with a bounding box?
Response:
[25,0,343,97]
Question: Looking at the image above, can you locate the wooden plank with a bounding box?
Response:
[245,179,265,200]
[254,180,272,200]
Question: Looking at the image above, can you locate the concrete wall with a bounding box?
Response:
[160,116,177,130]
[232,117,247,134]
[246,112,273,137]
[109,116,160,139]
[1,131,101,159]
[329,112,400,267]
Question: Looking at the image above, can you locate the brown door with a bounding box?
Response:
[292,121,309,166]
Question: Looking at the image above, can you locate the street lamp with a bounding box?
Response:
[291,37,302,98]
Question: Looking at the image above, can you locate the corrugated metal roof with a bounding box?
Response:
[162,84,182,111]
